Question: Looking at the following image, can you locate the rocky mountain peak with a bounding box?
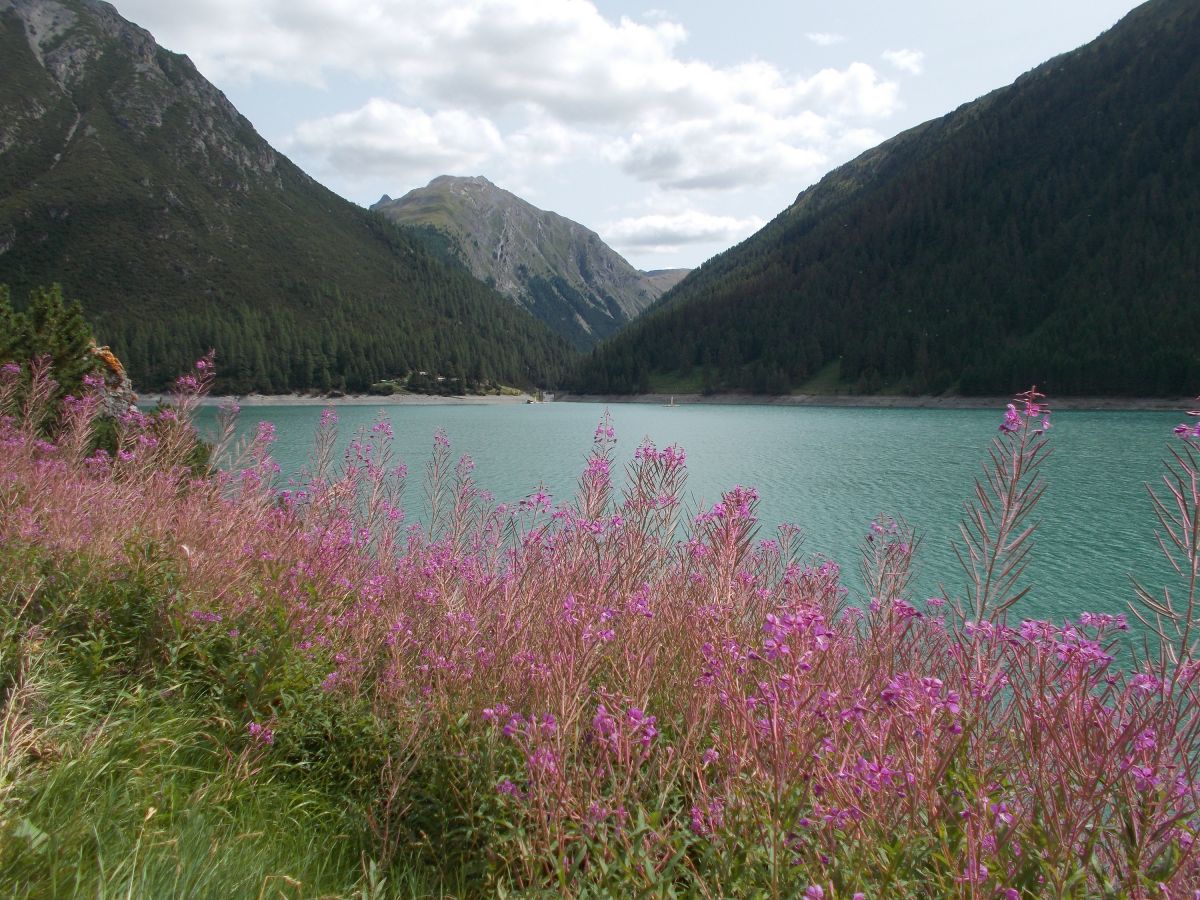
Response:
[372,175,688,349]
[430,174,495,190]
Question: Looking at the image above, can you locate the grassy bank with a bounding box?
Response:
[4,360,1200,896]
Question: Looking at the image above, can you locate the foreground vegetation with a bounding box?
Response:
[3,359,1200,897]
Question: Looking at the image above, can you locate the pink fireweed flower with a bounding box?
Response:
[84,449,111,472]
[1129,764,1160,792]
[482,704,511,723]
[527,746,558,775]
[497,779,523,799]
[519,490,553,513]
[246,722,274,744]
[626,583,653,618]
[626,707,658,746]
[593,417,616,444]
[662,443,686,468]
[633,439,658,462]
[963,620,995,639]
[254,421,277,446]
[592,704,617,743]
[689,799,725,836]
[584,454,611,485]
[959,862,989,884]
[991,801,1014,827]
[1078,611,1128,631]
[1134,728,1157,752]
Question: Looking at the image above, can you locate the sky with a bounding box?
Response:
[112,0,1145,271]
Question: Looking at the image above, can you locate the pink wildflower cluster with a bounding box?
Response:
[1000,386,1051,434]
[1174,399,1200,439]
[7,368,1200,893]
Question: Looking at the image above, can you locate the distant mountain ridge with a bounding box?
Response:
[574,0,1200,397]
[0,0,570,392]
[373,176,688,350]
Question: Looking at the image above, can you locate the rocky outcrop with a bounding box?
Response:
[89,342,136,417]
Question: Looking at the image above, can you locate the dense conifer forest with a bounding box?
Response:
[573,0,1200,397]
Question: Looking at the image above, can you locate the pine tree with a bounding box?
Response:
[1,284,99,397]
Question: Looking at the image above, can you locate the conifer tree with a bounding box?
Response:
[0,284,99,397]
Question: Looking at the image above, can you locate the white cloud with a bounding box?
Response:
[805,32,846,47]
[799,62,901,118]
[118,0,904,197]
[606,61,897,190]
[506,114,590,169]
[882,48,925,75]
[602,211,765,254]
[288,100,503,181]
[610,110,833,190]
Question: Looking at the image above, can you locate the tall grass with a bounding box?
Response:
[2,359,1200,896]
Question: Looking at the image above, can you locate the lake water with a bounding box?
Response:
[197,400,1187,628]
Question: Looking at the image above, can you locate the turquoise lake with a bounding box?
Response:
[198,400,1188,628]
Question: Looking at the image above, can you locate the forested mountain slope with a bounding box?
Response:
[0,0,571,392]
[374,176,686,350]
[574,0,1200,396]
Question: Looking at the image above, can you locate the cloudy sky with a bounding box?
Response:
[114,0,1142,270]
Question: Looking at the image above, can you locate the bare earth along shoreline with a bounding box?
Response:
[140,391,1195,412]
[139,392,538,407]
[559,392,1195,411]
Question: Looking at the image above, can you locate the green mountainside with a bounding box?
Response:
[0,0,571,393]
[574,0,1200,397]
[373,176,687,350]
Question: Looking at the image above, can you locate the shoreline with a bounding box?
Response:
[139,391,537,408]
[558,392,1195,412]
[136,390,1195,413]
